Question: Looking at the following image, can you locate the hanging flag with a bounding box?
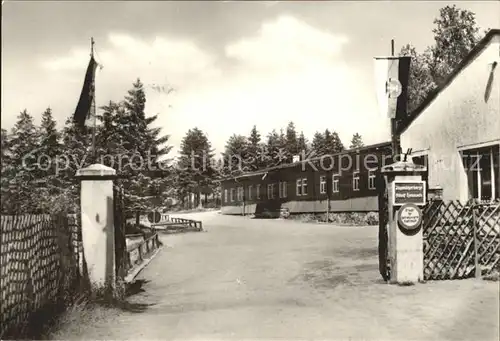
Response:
[73,55,98,128]
[373,56,411,119]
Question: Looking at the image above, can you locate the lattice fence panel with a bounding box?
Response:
[475,202,500,273]
[0,214,81,339]
[423,199,500,280]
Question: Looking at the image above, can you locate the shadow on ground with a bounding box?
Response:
[126,279,149,296]
[289,251,383,289]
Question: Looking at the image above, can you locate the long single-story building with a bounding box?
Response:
[400,29,500,202]
[220,142,392,215]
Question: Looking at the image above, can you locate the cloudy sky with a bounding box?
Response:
[2,1,499,155]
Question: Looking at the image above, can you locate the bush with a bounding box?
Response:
[290,211,379,226]
[364,212,379,225]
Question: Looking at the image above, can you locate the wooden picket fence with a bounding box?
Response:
[423,199,500,280]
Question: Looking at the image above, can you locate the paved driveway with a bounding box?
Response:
[52,212,499,340]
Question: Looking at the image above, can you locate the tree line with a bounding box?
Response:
[0,5,485,213]
[1,79,172,216]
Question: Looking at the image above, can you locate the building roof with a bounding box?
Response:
[221,141,391,182]
[397,28,500,135]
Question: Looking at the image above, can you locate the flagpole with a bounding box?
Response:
[91,37,97,163]
[390,39,400,159]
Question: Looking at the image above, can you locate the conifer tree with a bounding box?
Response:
[325,130,344,154]
[222,134,250,176]
[177,127,215,208]
[265,129,282,167]
[349,133,364,149]
[285,121,299,161]
[37,108,62,193]
[247,125,265,171]
[5,110,42,213]
[311,131,325,157]
[297,131,309,160]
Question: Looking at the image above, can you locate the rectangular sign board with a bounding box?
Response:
[392,181,426,206]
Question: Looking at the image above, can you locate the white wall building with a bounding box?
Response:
[400,29,500,202]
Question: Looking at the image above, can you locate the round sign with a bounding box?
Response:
[386,78,402,98]
[147,211,161,224]
[398,204,422,231]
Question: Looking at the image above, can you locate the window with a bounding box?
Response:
[224,189,228,202]
[296,179,302,196]
[353,171,360,191]
[412,155,428,167]
[230,188,235,202]
[256,184,261,199]
[237,187,244,201]
[279,181,287,198]
[267,183,275,199]
[319,176,327,194]
[462,144,499,201]
[302,178,308,195]
[248,185,253,201]
[368,170,376,190]
[332,174,339,193]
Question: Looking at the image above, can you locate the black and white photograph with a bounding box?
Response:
[1,1,499,340]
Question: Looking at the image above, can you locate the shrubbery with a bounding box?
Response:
[288,211,379,226]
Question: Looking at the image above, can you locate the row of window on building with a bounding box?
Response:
[223,170,377,203]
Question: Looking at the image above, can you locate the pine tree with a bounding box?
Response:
[329,131,345,153]
[311,131,325,158]
[277,128,290,165]
[60,116,93,183]
[323,129,344,155]
[222,134,250,176]
[178,127,215,208]
[349,133,364,149]
[117,79,173,219]
[285,121,299,161]
[37,108,62,193]
[247,125,265,171]
[297,131,309,160]
[57,116,92,213]
[5,110,42,213]
[1,128,11,173]
[1,128,12,212]
[265,129,281,167]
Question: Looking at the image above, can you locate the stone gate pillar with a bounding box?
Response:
[76,164,116,291]
[381,161,427,284]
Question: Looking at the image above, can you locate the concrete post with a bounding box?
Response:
[76,164,117,291]
[381,161,427,284]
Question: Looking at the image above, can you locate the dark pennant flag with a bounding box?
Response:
[73,55,98,128]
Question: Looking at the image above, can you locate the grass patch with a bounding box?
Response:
[483,270,499,282]
[43,279,152,339]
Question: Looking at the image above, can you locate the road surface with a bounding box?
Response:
[52,211,499,340]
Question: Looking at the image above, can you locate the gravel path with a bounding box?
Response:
[51,212,499,340]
